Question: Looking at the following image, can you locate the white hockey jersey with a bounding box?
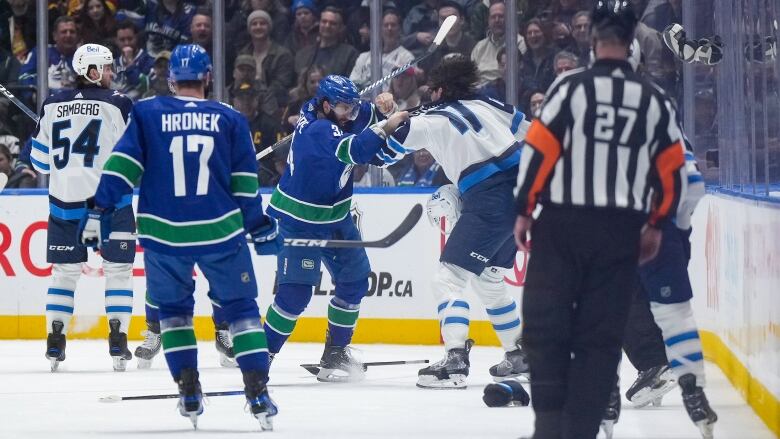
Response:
[386,97,530,193]
[30,87,133,212]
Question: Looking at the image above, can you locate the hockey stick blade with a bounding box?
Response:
[99,390,245,403]
[283,203,422,248]
[432,15,457,46]
[0,173,7,192]
[301,359,430,376]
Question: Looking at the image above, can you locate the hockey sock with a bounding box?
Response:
[210,295,227,327]
[264,283,312,353]
[474,267,522,351]
[327,297,360,346]
[438,299,471,350]
[144,291,160,326]
[160,315,198,380]
[650,301,706,386]
[230,317,269,373]
[46,263,81,335]
[103,262,133,333]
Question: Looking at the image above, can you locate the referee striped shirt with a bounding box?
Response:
[515,59,687,227]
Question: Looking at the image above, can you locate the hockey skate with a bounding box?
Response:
[108,319,132,372]
[176,368,203,429]
[600,385,621,439]
[134,321,161,369]
[489,344,530,382]
[626,365,677,408]
[679,374,718,439]
[243,370,278,431]
[417,339,473,389]
[215,324,237,368]
[45,320,67,372]
[317,332,366,382]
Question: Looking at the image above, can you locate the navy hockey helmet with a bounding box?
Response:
[591,1,638,44]
[169,44,212,82]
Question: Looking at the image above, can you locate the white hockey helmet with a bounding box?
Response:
[73,43,114,84]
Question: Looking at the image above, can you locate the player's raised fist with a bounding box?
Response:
[374,92,397,116]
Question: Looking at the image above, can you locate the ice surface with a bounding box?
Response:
[0,341,773,439]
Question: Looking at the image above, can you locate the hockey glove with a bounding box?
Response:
[78,208,112,249]
[251,216,283,255]
[426,184,462,234]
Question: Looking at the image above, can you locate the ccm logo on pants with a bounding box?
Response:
[49,245,75,251]
[470,252,489,263]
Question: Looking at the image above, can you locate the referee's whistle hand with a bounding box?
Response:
[638,225,663,265]
[514,216,532,252]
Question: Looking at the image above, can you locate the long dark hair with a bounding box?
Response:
[428,55,479,101]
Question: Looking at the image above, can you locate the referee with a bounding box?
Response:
[513,2,687,438]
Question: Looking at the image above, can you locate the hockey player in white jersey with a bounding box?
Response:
[29,43,136,372]
[379,55,531,388]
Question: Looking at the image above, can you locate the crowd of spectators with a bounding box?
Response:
[0,0,690,189]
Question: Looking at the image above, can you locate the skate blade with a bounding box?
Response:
[695,419,715,439]
[630,379,678,408]
[188,413,198,430]
[137,358,153,369]
[491,372,530,383]
[416,374,468,389]
[316,367,365,383]
[49,357,61,372]
[254,413,274,431]
[219,353,238,368]
[600,419,615,439]
[112,356,129,372]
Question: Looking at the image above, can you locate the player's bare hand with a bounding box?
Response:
[375,92,396,115]
[417,32,434,45]
[638,224,662,265]
[514,215,532,252]
[382,111,409,135]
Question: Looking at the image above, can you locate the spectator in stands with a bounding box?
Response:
[518,18,555,98]
[0,98,21,153]
[78,0,117,47]
[419,2,475,73]
[643,0,682,33]
[401,0,439,56]
[350,9,414,91]
[231,81,280,155]
[550,0,586,26]
[19,15,79,94]
[142,50,173,98]
[143,0,195,57]
[471,1,506,86]
[397,149,448,187]
[228,0,292,50]
[227,54,257,94]
[0,46,19,87]
[550,20,577,53]
[281,64,323,134]
[461,0,489,42]
[284,0,318,53]
[0,143,33,188]
[480,46,506,102]
[525,88,545,118]
[0,0,36,62]
[389,66,420,110]
[113,21,154,100]
[571,10,590,65]
[553,50,578,76]
[353,163,395,187]
[190,11,212,55]
[345,5,370,53]
[294,6,358,77]
[238,9,295,115]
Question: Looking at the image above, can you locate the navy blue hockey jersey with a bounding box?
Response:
[94,96,266,255]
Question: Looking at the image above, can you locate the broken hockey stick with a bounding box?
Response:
[282,203,422,248]
[300,359,430,376]
[99,390,244,403]
[255,15,458,161]
[0,83,39,123]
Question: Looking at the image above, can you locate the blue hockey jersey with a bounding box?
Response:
[266,100,386,230]
[94,96,266,256]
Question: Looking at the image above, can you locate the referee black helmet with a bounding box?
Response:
[591,1,638,44]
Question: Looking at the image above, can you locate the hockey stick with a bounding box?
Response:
[99,390,244,403]
[282,203,422,248]
[0,83,39,123]
[255,15,458,161]
[300,359,430,376]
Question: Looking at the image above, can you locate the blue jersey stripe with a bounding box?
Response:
[32,139,50,154]
[458,150,521,193]
[665,331,700,346]
[30,156,49,171]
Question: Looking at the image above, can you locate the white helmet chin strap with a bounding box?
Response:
[84,66,104,85]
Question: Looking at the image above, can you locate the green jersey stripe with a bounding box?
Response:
[103,153,143,186]
[231,174,259,195]
[137,210,244,244]
[336,136,357,165]
[269,189,352,224]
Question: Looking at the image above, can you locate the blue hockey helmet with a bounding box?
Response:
[316,75,360,107]
[169,44,212,82]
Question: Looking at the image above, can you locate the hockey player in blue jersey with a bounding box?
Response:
[80,44,281,429]
[262,75,408,381]
[378,56,532,388]
[30,43,135,372]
